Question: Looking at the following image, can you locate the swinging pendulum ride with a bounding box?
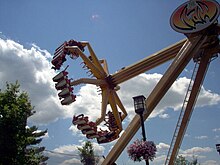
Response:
[51,0,220,164]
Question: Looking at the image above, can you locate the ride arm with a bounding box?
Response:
[80,42,107,76]
[70,78,107,86]
[95,88,110,126]
[66,46,105,79]
[112,90,127,121]
[108,90,123,131]
[111,39,186,84]
[99,59,109,75]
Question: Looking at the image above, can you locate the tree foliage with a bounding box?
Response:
[77,141,99,165]
[0,82,48,165]
[175,155,200,165]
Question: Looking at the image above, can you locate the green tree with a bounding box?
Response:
[175,155,200,165]
[77,141,99,165]
[190,156,199,165]
[175,155,189,165]
[0,82,48,165]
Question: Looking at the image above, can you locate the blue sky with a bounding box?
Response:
[0,0,220,164]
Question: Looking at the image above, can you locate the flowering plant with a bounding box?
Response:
[127,139,157,162]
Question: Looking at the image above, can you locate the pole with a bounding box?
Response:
[139,113,149,165]
[139,114,146,141]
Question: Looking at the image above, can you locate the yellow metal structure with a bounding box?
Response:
[52,0,220,162]
[62,24,219,164]
[65,38,188,137]
[101,34,209,165]
[57,22,219,165]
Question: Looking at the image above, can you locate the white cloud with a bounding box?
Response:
[43,132,49,139]
[213,128,220,132]
[91,14,100,21]
[197,87,220,107]
[201,160,220,165]
[184,133,190,138]
[214,135,220,143]
[52,142,104,156]
[156,142,170,151]
[184,146,213,154]
[116,74,220,121]
[53,145,79,156]
[48,142,105,165]
[154,142,170,164]
[214,135,219,139]
[69,84,102,120]
[195,135,208,140]
[1,37,220,128]
[159,113,170,119]
[91,142,105,155]
[69,125,82,136]
[153,145,216,165]
[148,144,217,165]
[33,129,49,139]
[153,155,167,165]
[31,43,51,58]
[181,146,213,159]
[60,158,81,165]
[0,38,65,124]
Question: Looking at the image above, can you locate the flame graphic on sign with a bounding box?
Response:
[171,0,220,33]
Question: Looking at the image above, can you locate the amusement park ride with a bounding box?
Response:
[51,0,220,164]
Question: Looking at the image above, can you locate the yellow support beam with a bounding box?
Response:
[67,46,104,79]
[102,34,208,165]
[70,78,107,86]
[82,42,107,76]
[95,88,110,126]
[112,39,186,84]
[168,50,215,165]
[108,90,123,131]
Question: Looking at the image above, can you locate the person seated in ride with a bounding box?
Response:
[104,111,119,131]
[97,129,120,143]
[81,122,97,135]
[86,133,99,139]
[96,129,109,142]
[106,129,120,140]
[77,121,96,131]
[72,114,88,125]
[82,128,97,135]
[51,54,67,70]
[98,128,108,136]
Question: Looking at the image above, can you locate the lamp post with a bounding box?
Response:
[133,95,149,165]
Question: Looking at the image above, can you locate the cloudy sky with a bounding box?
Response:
[1,0,220,164]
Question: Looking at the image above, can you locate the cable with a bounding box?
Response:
[43,149,102,158]
[44,150,79,157]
